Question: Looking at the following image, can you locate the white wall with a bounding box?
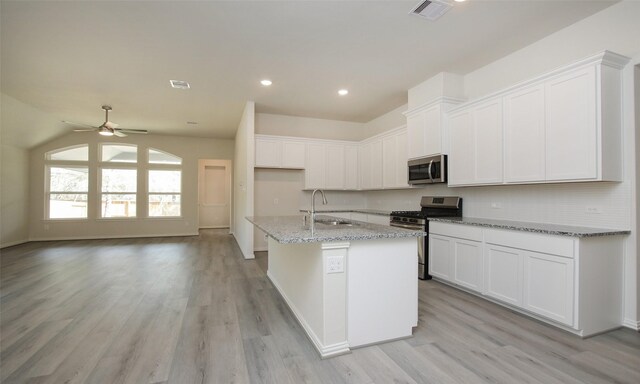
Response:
[462,1,640,100]
[233,102,255,259]
[0,144,29,247]
[361,104,407,139]
[256,113,365,141]
[28,132,234,241]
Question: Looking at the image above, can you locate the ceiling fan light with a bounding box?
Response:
[98,127,114,136]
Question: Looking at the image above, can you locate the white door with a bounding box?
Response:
[406,111,426,159]
[523,251,574,325]
[453,239,483,293]
[447,110,474,186]
[473,98,503,184]
[325,144,345,189]
[382,135,397,188]
[198,159,232,229]
[429,234,453,282]
[484,244,523,307]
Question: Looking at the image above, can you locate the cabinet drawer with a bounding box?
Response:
[484,228,574,258]
[429,222,482,241]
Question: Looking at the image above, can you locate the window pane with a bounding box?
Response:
[149,170,181,193]
[46,145,89,161]
[101,194,136,218]
[49,167,88,192]
[49,194,88,218]
[149,149,181,165]
[149,194,181,217]
[102,169,137,193]
[102,144,137,163]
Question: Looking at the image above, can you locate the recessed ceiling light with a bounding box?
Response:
[260,79,272,86]
[338,89,349,96]
[169,80,190,89]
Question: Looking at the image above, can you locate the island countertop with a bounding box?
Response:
[246,215,425,244]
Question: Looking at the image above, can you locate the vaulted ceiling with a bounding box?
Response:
[1,0,617,146]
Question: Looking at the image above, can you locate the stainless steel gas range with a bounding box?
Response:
[390,196,462,280]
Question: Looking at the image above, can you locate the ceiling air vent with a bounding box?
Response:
[409,0,453,21]
[169,80,190,89]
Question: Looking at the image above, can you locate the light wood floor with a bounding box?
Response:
[1,229,639,384]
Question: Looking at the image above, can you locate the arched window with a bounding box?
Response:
[100,144,138,218]
[45,145,89,219]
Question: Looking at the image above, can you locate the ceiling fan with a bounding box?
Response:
[65,105,148,137]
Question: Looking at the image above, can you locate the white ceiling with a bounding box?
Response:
[1,0,617,142]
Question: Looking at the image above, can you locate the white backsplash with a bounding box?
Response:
[365,181,632,230]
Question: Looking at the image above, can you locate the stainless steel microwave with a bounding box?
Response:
[408,154,447,185]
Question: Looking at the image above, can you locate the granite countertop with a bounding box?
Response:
[429,217,630,238]
[247,215,424,244]
[298,208,391,216]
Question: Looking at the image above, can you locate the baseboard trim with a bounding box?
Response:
[28,232,199,242]
[0,239,29,249]
[254,246,268,252]
[622,318,640,331]
[199,226,230,229]
[267,270,350,359]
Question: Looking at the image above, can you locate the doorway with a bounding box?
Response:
[198,159,232,230]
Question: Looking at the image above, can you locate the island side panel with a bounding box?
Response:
[266,238,349,357]
[347,237,418,347]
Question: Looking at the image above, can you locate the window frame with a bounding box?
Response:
[147,148,183,218]
[44,144,91,220]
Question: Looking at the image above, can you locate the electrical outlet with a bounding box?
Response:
[327,256,344,274]
[585,206,603,214]
[491,202,502,209]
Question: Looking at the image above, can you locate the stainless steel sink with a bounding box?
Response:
[314,219,356,227]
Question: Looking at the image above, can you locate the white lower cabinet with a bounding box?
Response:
[484,244,523,307]
[429,222,623,336]
[429,223,483,293]
[523,250,574,325]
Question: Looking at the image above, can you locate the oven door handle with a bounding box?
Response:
[390,222,425,230]
[428,160,434,183]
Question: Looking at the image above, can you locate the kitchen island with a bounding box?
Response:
[246,215,425,358]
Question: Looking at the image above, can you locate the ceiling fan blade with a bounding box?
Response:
[104,121,119,129]
[115,128,148,134]
[113,130,127,137]
[73,128,98,132]
[63,120,97,129]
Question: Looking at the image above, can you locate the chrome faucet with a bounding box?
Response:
[310,189,328,234]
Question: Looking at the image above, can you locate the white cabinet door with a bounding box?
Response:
[305,143,325,189]
[504,84,546,183]
[453,239,483,293]
[523,251,574,326]
[395,130,409,187]
[325,144,345,189]
[370,139,383,189]
[282,141,306,169]
[423,105,442,157]
[359,144,372,190]
[484,244,523,307]
[406,112,426,160]
[255,138,281,167]
[344,145,359,190]
[474,99,503,184]
[545,66,597,181]
[447,110,475,186]
[429,234,453,282]
[382,135,397,188]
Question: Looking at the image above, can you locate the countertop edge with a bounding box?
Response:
[428,217,630,238]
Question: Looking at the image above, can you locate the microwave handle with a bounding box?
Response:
[428,160,434,183]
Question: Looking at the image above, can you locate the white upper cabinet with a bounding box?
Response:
[255,137,281,168]
[344,145,359,190]
[382,135,397,189]
[305,143,325,189]
[503,84,546,183]
[359,143,372,190]
[395,130,409,187]
[545,67,597,181]
[370,139,383,189]
[448,98,503,186]
[405,100,461,160]
[448,51,628,186]
[255,135,305,169]
[282,141,306,169]
[324,144,346,189]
